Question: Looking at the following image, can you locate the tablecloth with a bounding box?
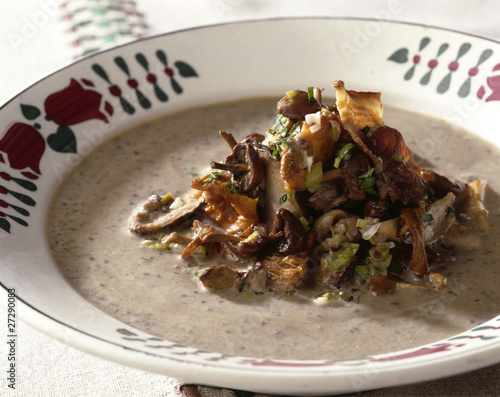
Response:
[1,1,499,396]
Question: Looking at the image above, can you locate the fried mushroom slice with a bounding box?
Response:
[200,265,241,289]
[332,80,384,132]
[200,262,268,292]
[191,174,260,234]
[130,193,203,234]
[367,275,429,295]
[422,192,456,244]
[240,262,267,292]
[455,180,489,234]
[260,252,309,293]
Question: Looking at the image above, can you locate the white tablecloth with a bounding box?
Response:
[1,1,500,396]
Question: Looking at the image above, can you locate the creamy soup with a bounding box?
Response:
[47,98,500,360]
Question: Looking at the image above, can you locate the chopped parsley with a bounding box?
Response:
[225,181,241,195]
[203,172,223,182]
[268,114,290,137]
[357,167,385,196]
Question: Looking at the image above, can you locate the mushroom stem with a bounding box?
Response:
[210,161,250,172]
[219,130,238,150]
[322,168,343,181]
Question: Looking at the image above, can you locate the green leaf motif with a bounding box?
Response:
[8,189,36,206]
[136,89,152,109]
[20,104,41,120]
[120,97,135,114]
[11,176,37,192]
[437,73,452,94]
[0,218,11,233]
[47,125,77,153]
[419,37,431,51]
[7,214,28,227]
[388,48,409,63]
[175,61,198,77]
[114,56,130,75]
[156,50,167,66]
[404,65,415,81]
[116,328,137,336]
[171,77,183,94]
[135,53,149,70]
[8,202,30,216]
[154,85,168,102]
[92,63,111,82]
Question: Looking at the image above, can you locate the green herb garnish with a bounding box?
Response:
[391,153,405,162]
[419,213,434,223]
[307,86,315,102]
[160,192,173,205]
[333,143,356,168]
[203,172,223,182]
[357,168,379,196]
[225,181,241,195]
[269,114,290,137]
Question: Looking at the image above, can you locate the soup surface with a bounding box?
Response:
[47,98,500,360]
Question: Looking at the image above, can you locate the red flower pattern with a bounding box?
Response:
[44,78,113,126]
[0,122,45,178]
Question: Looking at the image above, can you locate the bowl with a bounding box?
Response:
[1,18,499,395]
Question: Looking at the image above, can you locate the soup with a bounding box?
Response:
[47,98,500,360]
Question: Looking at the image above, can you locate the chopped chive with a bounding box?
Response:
[331,126,340,142]
[286,90,297,98]
[204,172,223,182]
[298,216,309,232]
[391,153,405,162]
[148,243,170,251]
[306,161,323,188]
[361,126,370,134]
[279,193,287,204]
[161,192,173,205]
[225,181,241,195]
[334,143,356,168]
[307,86,315,102]
[241,230,259,243]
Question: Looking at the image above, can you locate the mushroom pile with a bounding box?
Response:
[129,81,489,301]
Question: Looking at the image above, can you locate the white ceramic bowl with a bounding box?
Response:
[1,18,499,395]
